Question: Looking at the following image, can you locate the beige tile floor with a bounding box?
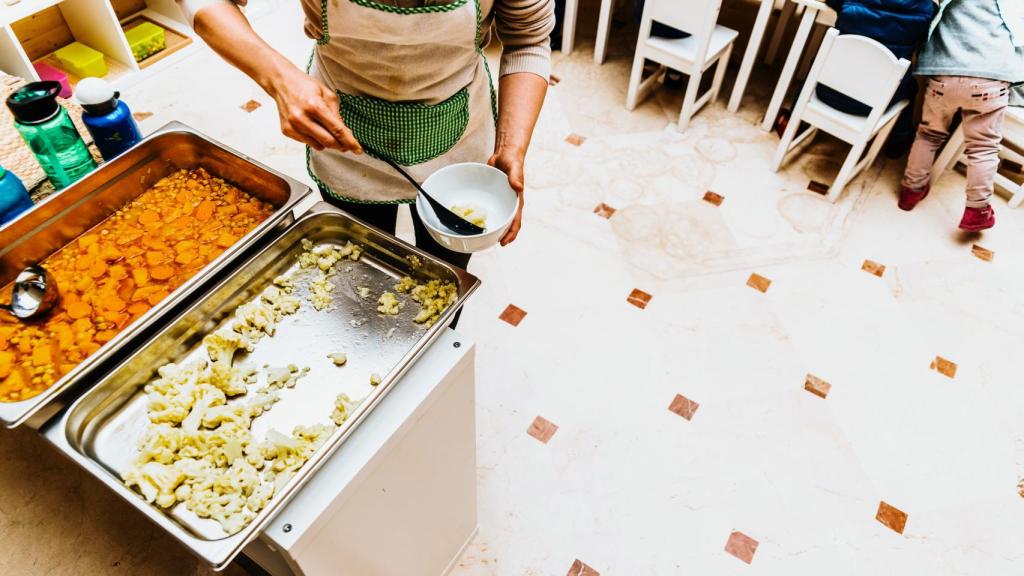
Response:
[4,0,1024,574]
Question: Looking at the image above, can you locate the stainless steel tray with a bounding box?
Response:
[0,122,310,428]
[42,202,480,570]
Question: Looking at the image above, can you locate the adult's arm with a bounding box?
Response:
[490,0,554,245]
[188,2,361,152]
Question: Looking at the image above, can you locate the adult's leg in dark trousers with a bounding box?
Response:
[410,208,471,328]
[319,188,400,234]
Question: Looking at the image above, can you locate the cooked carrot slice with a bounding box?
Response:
[67,302,92,319]
[31,345,51,367]
[72,318,92,333]
[195,200,216,221]
[127,302,150,316]
[132,268,149,286]
[108,265,127,281]
[174,251,197,265]
[146,290,169,306]
[145,251,166,266]
[102,297,126,312]
[150,265,175,280]
[77,235,99,249]
[216,232,237,248]
[0,350,13,378]
[89,261,108,278]
[75,254,95,271]
[138,211,161,229]
[74,276,93,293]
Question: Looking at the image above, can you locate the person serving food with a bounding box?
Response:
[177,0,554,271]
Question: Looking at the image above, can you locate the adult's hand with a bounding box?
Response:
[489,72,549,247]
[488,149,525,246]
[267,66,363,153]
[192,2,361,153]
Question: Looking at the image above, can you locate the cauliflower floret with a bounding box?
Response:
[394,276,417,294]
[410,280,458,327]
[327,352,347,366]
[330,393,361,426]
[377,292,402,315]
[355,286,371,299]
[309,271,335,311]
[124,461,185,509]
[203,328,253,370]
[370,373,382,387]
[265,364,309,390]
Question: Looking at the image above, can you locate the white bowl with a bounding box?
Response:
[416,162,518,254]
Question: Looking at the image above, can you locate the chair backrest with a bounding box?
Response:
[646,0,723,37]
[811,29,911,112]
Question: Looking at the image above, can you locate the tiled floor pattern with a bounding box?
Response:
[1,0,1024,574]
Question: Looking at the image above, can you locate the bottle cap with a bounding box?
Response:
[5,81,61,124]
[75,77,118,115]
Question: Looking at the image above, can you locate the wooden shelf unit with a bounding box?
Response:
[0,0,196,89]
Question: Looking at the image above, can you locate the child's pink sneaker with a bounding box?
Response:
[959,205,995,231]
[898,184,930,211]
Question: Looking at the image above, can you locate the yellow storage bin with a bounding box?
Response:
[125,21,166,62]
[54,42,108,78]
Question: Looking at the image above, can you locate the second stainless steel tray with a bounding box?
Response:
[42,201,479,570]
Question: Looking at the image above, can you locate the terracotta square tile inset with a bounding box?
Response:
[241,99,262,112]
[804,374,831,399]
[747,273,772,293]
[627,289,652,309]
[668,393,699,421]
[593,203,616,219]
[565,133,587,147]
[131,111,153,122]
[930,356,957,379]
[499,304,527,327]
[876,501,908,534]
[972,244,995,262]
[703,191,725,206]
[527,416,558,444]
[566,559,599,576]
[724,531,759,564]
[862,259,886,277]
[808,180,830,195]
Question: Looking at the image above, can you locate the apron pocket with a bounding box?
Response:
[340,88,470,166]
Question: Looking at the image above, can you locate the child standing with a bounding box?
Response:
[899,0,1024,231]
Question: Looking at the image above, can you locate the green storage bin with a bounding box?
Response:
[125,21,166,62]
[54,42,108,78]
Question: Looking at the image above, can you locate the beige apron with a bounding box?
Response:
[307,0,497,203]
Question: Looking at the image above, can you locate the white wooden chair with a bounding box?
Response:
[930,107,1024,208]
[625,0,738,133]
[770,28,910,203]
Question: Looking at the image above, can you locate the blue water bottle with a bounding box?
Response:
[75,77,142,161]
[0,165,33,225]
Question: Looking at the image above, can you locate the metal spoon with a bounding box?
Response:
[1,266,59,320]
[364,146,485,236]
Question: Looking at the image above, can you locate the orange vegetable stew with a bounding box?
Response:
[0,168,275,403]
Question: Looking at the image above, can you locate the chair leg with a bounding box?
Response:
[796,23,827,81]
[930,125,966,188]
[562,0,578,55]
[727,0,774,112]
[828,140,869,203]
[594,0,617,64]
[709,44,733,104]
[770,112,805,172]
[677,68,704,133]
[625,48,648,111]
[765,0,797,65]
[863,119,897,170]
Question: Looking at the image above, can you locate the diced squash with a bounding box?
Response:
[150,265,175,280]
[67,302,92,319]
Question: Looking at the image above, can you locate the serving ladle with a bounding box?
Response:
[364,146,485,236]
[1,265,59,321]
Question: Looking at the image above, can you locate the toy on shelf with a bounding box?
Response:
[54,42,108,78]
[32,63,72,98]
[125,21,166,62]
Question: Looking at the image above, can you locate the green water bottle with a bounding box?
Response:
[6,81,96,190]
